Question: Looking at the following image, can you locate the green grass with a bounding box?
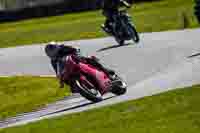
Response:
[1,84,200,133]
[0,76,70,120]
[0,0,198,48]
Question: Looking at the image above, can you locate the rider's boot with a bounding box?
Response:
[71,87,79,93]
[70,82,80,94]
[104,68,116,81]
[101,24,112,34]
[83,56,116,81]
[92,58,116,80]
[101,18,113,34]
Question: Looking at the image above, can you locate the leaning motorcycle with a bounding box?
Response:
[61,55,127,102]
[102,7,139,45]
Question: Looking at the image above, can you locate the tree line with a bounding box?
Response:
[0,0,160,22]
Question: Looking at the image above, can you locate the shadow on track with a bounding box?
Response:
[97,42,133,52]
[188,52,200,58]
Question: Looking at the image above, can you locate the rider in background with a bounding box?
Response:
[101,0,132,33]
[194,0,200,23]
[45,42,115,91]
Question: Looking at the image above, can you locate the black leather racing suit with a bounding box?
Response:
[102,0,121,31]
[101,0,131,31]
[195,0,200,23]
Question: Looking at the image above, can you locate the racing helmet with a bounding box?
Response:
[44,41,59,58]
[62,44,81,56]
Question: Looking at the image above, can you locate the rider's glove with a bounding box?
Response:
[56,70,65,88]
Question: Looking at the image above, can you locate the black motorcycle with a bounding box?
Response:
[194,0,200,23]
[102,7,140,45]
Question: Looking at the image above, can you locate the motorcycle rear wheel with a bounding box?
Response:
[75,79,103,102]
[115,37,125,45]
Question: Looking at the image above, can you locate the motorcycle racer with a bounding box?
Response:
[45,42,116,92]
[101,0,131,33]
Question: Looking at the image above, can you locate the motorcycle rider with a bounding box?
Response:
[101,0,132,33]
[194,0,200,23]
[45,41,116,92]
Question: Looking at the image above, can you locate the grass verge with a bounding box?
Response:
[1,84,200,133]
[0,0,198,48]
[0,76,70,120]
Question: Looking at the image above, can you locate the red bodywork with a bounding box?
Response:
[62,55,112,95]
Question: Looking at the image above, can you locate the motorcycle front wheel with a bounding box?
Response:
[127,23,140,43]
[110,75,127,95]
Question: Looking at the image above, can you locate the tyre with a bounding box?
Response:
[127,23,140,43]
[115,37,125,45]
[110,75,127,95]
[112,20,125,45]
[111,84,127,95]
[75,78,103,102]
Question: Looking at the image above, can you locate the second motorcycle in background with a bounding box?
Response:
[101,0,140,45]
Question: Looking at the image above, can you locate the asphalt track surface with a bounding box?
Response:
[0,29,200,129]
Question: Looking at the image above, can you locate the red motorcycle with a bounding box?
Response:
[61,55,127,102]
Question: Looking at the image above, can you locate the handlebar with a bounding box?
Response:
[120,0,131,8]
